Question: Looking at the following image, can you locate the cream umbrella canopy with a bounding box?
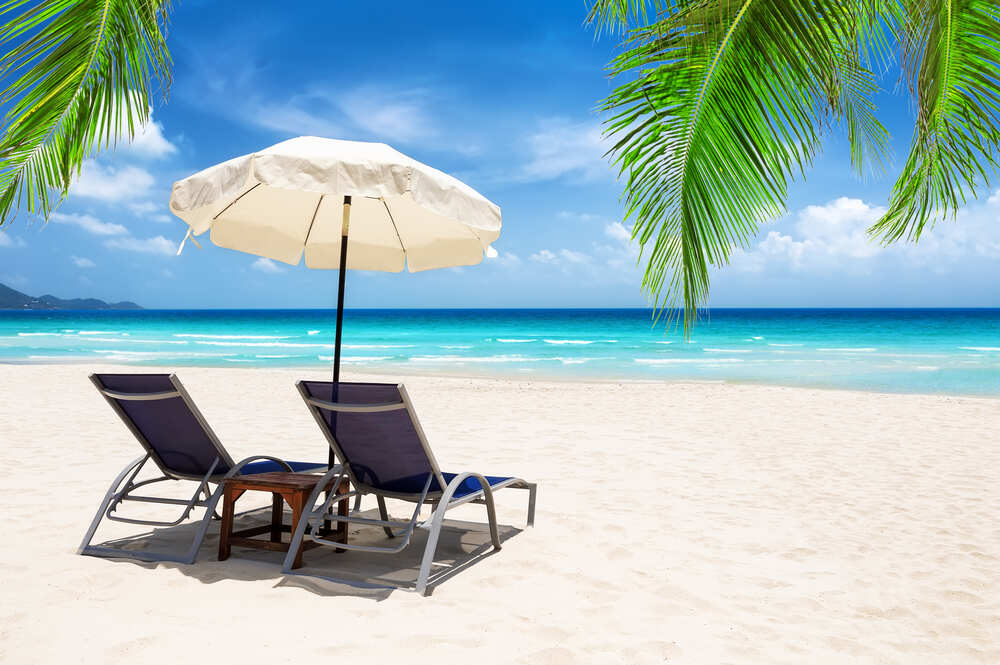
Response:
[169,136,501,465]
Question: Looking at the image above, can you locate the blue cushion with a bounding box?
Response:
[440,472,513,499]
[238,460,326,475]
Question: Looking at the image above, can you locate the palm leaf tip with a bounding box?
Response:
[0,0,173,228]
[603,0,884,334]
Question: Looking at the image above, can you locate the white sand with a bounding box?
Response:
[1,363,998,664]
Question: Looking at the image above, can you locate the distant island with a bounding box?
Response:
[0,283,142,310]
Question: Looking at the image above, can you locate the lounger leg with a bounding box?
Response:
[416,473,500,596]
[182,484,227,564]
[376,496,395,538]
[78,456,148,556]
[526,483,537,527]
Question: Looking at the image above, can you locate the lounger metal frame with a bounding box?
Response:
[284,381,536,595]
[79,374,319,564]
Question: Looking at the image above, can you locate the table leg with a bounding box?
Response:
[336,479,349,552]
[218,487,245,561]
[270,492,283,543]
[287,491,306,570]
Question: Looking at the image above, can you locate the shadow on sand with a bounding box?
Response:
[89,506,524,600]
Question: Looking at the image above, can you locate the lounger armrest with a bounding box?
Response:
[224,455,294,478]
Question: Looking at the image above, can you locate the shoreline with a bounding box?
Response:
[6,358,1000,401]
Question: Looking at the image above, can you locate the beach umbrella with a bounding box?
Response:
[168,136,501,466]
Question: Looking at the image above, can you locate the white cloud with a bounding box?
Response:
[50,212,128,236]
[988,189,1000,206]
[104,235,176,256]
[0,231,26,248]
[71,256,96,268]
[530,249,557,263]
[529,248,592,267]
[128,201,173,223]
[520,119,610,182]
[729,195,1000,274]
[251,257,284,273]
[486,246,522,267]
[336,86,435,143]
[71,162,154,201]
[123,111,176,158]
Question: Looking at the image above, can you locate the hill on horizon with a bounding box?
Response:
[0,283,142,310]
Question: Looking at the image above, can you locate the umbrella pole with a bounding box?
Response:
[331,194,351,469]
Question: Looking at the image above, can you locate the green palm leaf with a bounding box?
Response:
[0,0,172,226]
[599,0,890,332]
[870,0,1000,241]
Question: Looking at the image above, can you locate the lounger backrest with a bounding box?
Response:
[91,373,234,480]
[298,381,446,495]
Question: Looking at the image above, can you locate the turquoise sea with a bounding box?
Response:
[2,308,1000,396]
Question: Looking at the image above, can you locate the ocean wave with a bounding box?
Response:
[93,349,235,358]
[654,341,673,345]
[959,346,1000,352]
[343,356,393,362]
[440,345,473,349]
[817,347,877,352]
[77,330,118,335]
[342,344,414,349]
[410,355,540,363]
[307,330,320,335]
[194,340,332,349]
[768,343,804,347]
[496,338,536,343]
[543,339,619,345]
[703,348,753,353]
[635,358,745,364]
[17,332,62,337]
[86,337,189,345]
[255,354,298,359]
[175,333,291,340]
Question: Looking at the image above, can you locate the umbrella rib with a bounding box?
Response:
[302,194,324,248]
[380,197,407,264]
[211,182,262,221]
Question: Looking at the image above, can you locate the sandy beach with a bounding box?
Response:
[1,363,998,664]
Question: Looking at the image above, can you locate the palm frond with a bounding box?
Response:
[602,0,889,333]
[0,0,172,227]
[870,0,1000,242]
[586,1,667,33]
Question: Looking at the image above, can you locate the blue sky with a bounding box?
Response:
[1,2,999,309]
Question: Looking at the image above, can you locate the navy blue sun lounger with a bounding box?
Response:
[283,381,536,595]
[79,373,326,564]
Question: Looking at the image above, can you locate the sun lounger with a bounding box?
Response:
[284,380,536,595]
[79,373,327,564]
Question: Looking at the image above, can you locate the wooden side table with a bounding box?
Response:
[218,472,349,569]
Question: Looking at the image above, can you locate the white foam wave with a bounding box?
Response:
[194,340,332,349]
[342,344,414,349]
[496,338,536,343]
[440,345,473,349]
[703,348,753,353]
[635,358,745,364]
[543,339,594,345]
[817,347,877,352]
[654,341,673,345]
[959,346,1000,352]
[87,337,189,345]
[768,343,803,347]
[77,330,117,335]
[175,333,291,340]
[410,355,540,364]
[307,330,320,335]
[17,332,62,337]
